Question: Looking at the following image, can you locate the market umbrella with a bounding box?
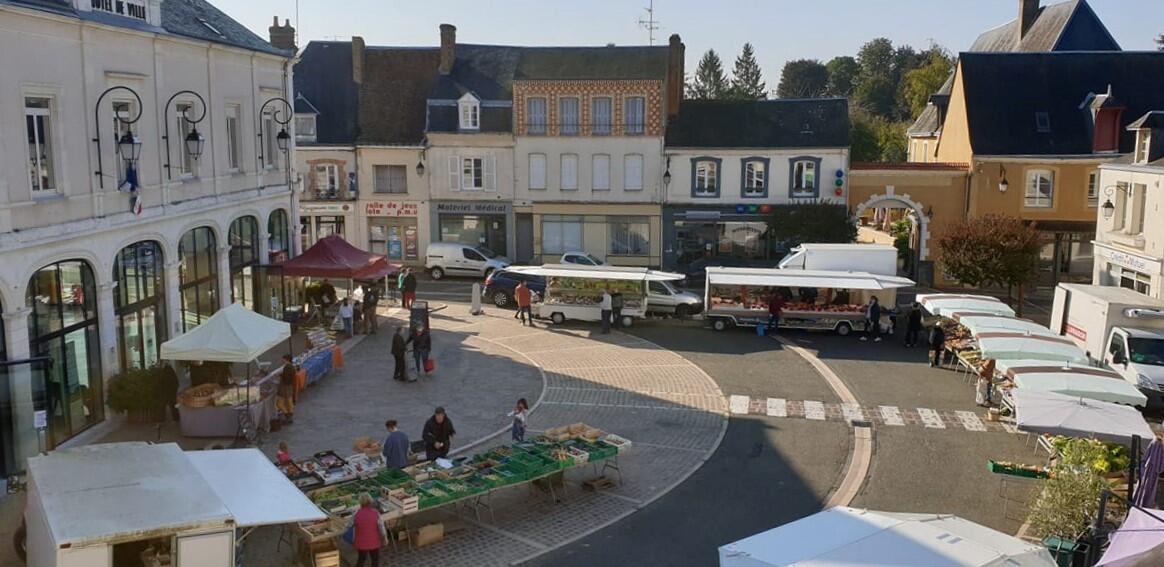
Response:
[718,506,1056,566]
[995,359,1099,376]
[976,332,1086,363]
[922,297,1015,318]
[1133,438,1164,509]
[1096,507,1164,566]
[1012,371,1148,407]
[1013,389,1155,446]
[161,303,291,363]
[958,316,1054,337]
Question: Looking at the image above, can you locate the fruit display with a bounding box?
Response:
[987,460,1052,479]
[213,386,264,406]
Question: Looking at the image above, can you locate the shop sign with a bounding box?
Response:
[300,203,352,214]
[436,202,510,214]
[91,0,148,21]
[404,226,419,260]
[365,201,418,217]
[1100,246,1162,274]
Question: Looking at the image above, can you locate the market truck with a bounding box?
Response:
[505,264,685,327]
[704,267,915,335]
[1050,283,1164,400]
[777,243,898,275]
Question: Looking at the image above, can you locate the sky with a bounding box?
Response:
[225,0,1163,83]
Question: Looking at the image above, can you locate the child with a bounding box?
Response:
[507,398,529,442]
[276,441,292,465]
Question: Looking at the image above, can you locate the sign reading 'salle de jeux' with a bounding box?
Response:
[91,0,148,21]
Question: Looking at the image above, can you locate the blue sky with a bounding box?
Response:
[227,0,1162,80]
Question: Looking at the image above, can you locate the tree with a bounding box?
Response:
[776,59,829,98]
[853,75,898,117]
[728,43,767,100]
[856,38,895,82]
[849,111,908,162]
[933,214,1042,315]
[825,56,860,97]
[766,202,857,249]
[901,50,953,118]
[687,49,729,100]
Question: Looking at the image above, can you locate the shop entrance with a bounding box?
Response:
[439,214,507,257]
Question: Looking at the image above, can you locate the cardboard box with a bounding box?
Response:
[415,522,445,547]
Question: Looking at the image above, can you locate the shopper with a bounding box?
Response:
[402,268,418,309]
[928,323,947,367]
[278,354,296,423]
[156,361,180,422]
[860,296,882,342]
[515,281,533,326]
[767,292,785,331]
[507,398,529,442]
[339,298,355,338]
[406,325,432,376]
[904,302,923,347]
[319,281,337,306]
[611,289,624,327]
[351,493,387,567]
[363,285,380,334]
[275,441,293,465]
[396,269,406,304]
[381,420,410,469]
[391,327,408,382]
[600,288,613,334]
[976,358,997,407]
[422,407,456,461]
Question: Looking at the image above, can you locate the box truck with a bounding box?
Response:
[777,243,898,276]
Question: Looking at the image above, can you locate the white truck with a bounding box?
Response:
[1050,283,1164,404]
[777,243,898,276]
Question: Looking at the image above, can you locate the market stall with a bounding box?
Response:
[920,294,1016,318]
[24,442,325,567]
[505,265,683,327]
[1013,389,1155,446]
[1012,370,1148,407]
[976,332,1087,363]
[703,267,915,334]
[957,316,1056,337]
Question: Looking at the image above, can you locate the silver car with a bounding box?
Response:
[647,280,703,318]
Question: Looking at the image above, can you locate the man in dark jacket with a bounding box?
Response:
[362,285,380,334]
[402,269,418,309]
[904,302,923,347]
[422,407,456,461]
[156,361,180,422]
[928,324,947,367]
[860,296,882,342]
[406,326,432,376]
[391,327,408,381]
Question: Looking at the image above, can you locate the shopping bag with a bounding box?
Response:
[342,524,355,545]
[424,358,435,373]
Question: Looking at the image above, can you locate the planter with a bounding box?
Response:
[126,407,163,424]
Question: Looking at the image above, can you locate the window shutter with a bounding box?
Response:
[624,155,643,190]
[448,156,461,191]
[530,154,547,190]
[486,155,497,192]
[592,155,610,190]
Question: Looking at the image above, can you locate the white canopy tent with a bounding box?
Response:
[718,506,1055,567]
[920,295,1015,318]
[976,332,1087,363]
[161,303,291,363]
[186,448,325,528]
[957,316,1055,337]
[1013,372,1148,407]
[705,267,915,290]
[995,359,1097,376]
[916,293,1002,304]
[1013,389,1155,446]
[506,264,685,282]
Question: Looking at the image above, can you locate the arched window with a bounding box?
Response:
[229,216,260,309]
[26,260,102,446]
[114,241,166,371]
[268,209,290,260]
[179,227,219,331]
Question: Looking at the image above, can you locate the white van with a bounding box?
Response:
[425,242,510,280]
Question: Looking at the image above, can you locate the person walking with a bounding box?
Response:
[860,296,882,342]
[904,302,923,347]
[600,288,613,334]
[611,289,624,326]
[381,420,410,469]
[515,281,533,326]
[362,285,380,334]
[507,398,529,442]
[395,269,406,304]
[928,323,947,367]
[402,268,418,309]
[976,358,997,407]
[391,327,408,381]
[767,292,785,331]
[406,325,432,376]
[422,407,456,461]
[277,354,296,423]
[351,493,387,567]
[339,298,355,338]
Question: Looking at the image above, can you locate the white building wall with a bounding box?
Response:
[514,137,664,203]
[664,147,849,205]
[1092,164,1164,299]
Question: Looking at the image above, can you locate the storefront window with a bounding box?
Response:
[114,241,166,371]
[674,221,773,265]
[369,218,420,261]
[609,216,650,256]
[229,216,259,309]
[542,215,583,255]
[179,226,219,331]
[315,216,345,242]
[1116,266,1152,296]
[440,214,507,253]
[268,209,290,260]
[26,260,102,447]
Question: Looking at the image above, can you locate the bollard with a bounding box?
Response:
[471,282,483,315]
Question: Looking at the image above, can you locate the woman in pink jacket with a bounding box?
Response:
[352,493,387,566]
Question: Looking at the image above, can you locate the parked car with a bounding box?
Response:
[647,279,703,317]
[425,242,510,280]
[484,269,546,308]
[560,251,604,266]
[677,256,752,284]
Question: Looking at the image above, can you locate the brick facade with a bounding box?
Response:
[512,80,664,137]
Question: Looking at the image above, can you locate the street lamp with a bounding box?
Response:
[997,164,1009,193]
[1101,185,1127,220]
[415,146,427,176]
[92,86,144,189]
[662,157,672,187]
[258,97,293,169]
[276,128,291,152]
[163,90,207,179]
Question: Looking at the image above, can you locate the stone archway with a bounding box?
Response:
[853,186,932,262]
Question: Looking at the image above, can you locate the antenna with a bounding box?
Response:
[637,0,659,45]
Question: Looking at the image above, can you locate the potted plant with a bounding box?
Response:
[107,367,163,423]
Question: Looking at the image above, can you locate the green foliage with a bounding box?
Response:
[857,38,896,81]
[1049,437,1131,475]
[687,49,730,100]
[853,76,898,118]
[727,43,767,100]
[934,214,1042,288]
[1029,438,1120,539]
[765,202,857,249]
[891,219,913,262]
[825,56,860,97]
[850,111,908,162]
[777,59,829,99]
[107,367,164,412]
[902,50,953,118]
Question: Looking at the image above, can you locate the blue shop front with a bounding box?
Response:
[662,204,788,271]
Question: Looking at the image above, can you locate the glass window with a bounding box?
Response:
[675,221,775,265]
[268,209,290,257]
[1025,169,1054,208]
[559,97,579,135]
[561,154,578,190]
[591,97,612,135]
[263,110,278,169]
[1118,267,1152,296]
[175,103,195,177]
[529,154,547,190]
[229,216,260,309]
[315,216,345,241]
[113,241,166,371]
[25,97,56,193]
[526,97,547,135]
[368,219,419,260]
[462,158,484,190]
[1127,183,1148,234]
[314,164,338,198]
[373,165,407,194]
[609,216,650,256]
[694,160,718,197]
[178,227,219,331]
[462,248,486,261]
[592,154,610,191]
[648,281,671,295]
[743,160,766,196]
[1136,132,1151,163]
[225,105,241,170]
[1087,171,1098,205]
[295,114,316,142]
[624,154,643,191]
[624,96,645,135]
[542,215,583,254]
[459,98,480,130]
[791,159,818,198]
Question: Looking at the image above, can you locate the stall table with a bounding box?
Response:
[178,371,277,438]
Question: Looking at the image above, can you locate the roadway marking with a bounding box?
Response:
[956,411,988,432]
[917,408,946,429]
[841,403,864,422]
[766,398,787,417]
[803,400,826,420]
[879,406,905,426]
[729,395,751,415]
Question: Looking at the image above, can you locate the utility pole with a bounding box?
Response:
[637,0,659,45]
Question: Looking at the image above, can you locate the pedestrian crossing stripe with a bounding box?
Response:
[803,400,826,420]
[917,408,945,429]
[727,395,1023,433]
[841,403,864,422]
[879,405,905,426]
[766,398,787,417]
[729,395,750,415]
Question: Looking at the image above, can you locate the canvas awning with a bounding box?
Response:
[976,332,1086,363]
[1013,389,1155,446]
[1013,372,1147,407]
[705,267,915,290]
[186,448,325,528]
[281,234,400,280]
[161,303,291,363]
[1097,508,1164,567]
[957,316,1053,337]
[922,295,1015,317]
[995,359,1096,376]
[507,264,685,282]
[718,506,1055,567]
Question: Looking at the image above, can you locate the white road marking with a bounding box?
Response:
[879,406,905,426]
[766,398,787,417]
[841,403,864,422]
[955,411,987,432]
[917,407,946,429]
[1001,423,1019,434]
[804,400,826,420]
[729,395,751,415]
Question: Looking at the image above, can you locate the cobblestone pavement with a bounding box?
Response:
[243,305,727,566]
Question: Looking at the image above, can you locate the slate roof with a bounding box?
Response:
[968,0,1117,53]
[907,74,954,137]
[359,47,440,145]
[665,99,850,149]
[1127,111,1164,131]
[293,42,362,145]
[514,46,670,80]
[430,45,521,101]
[958,52,1164,156]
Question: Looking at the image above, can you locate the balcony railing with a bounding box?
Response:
[303,187,357,201]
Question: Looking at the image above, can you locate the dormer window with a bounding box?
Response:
[1035,112,1051,133]
[458,93,480,131]
[1136,130,1151,164]
[295,114,317,143]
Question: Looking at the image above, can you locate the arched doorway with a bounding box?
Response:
[179,226,219,331]
[113,240,166,371]
[229,216,260,309]
[26,260,103,446]
[853,190,932,282]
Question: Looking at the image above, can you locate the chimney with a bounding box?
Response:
[667,34,684,118]
[1018,0,1039,40]
[439,24,457,75]
[351,36,365,85]
[268,16,296,51]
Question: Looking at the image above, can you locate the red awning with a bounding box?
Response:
[282,235,401,280]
